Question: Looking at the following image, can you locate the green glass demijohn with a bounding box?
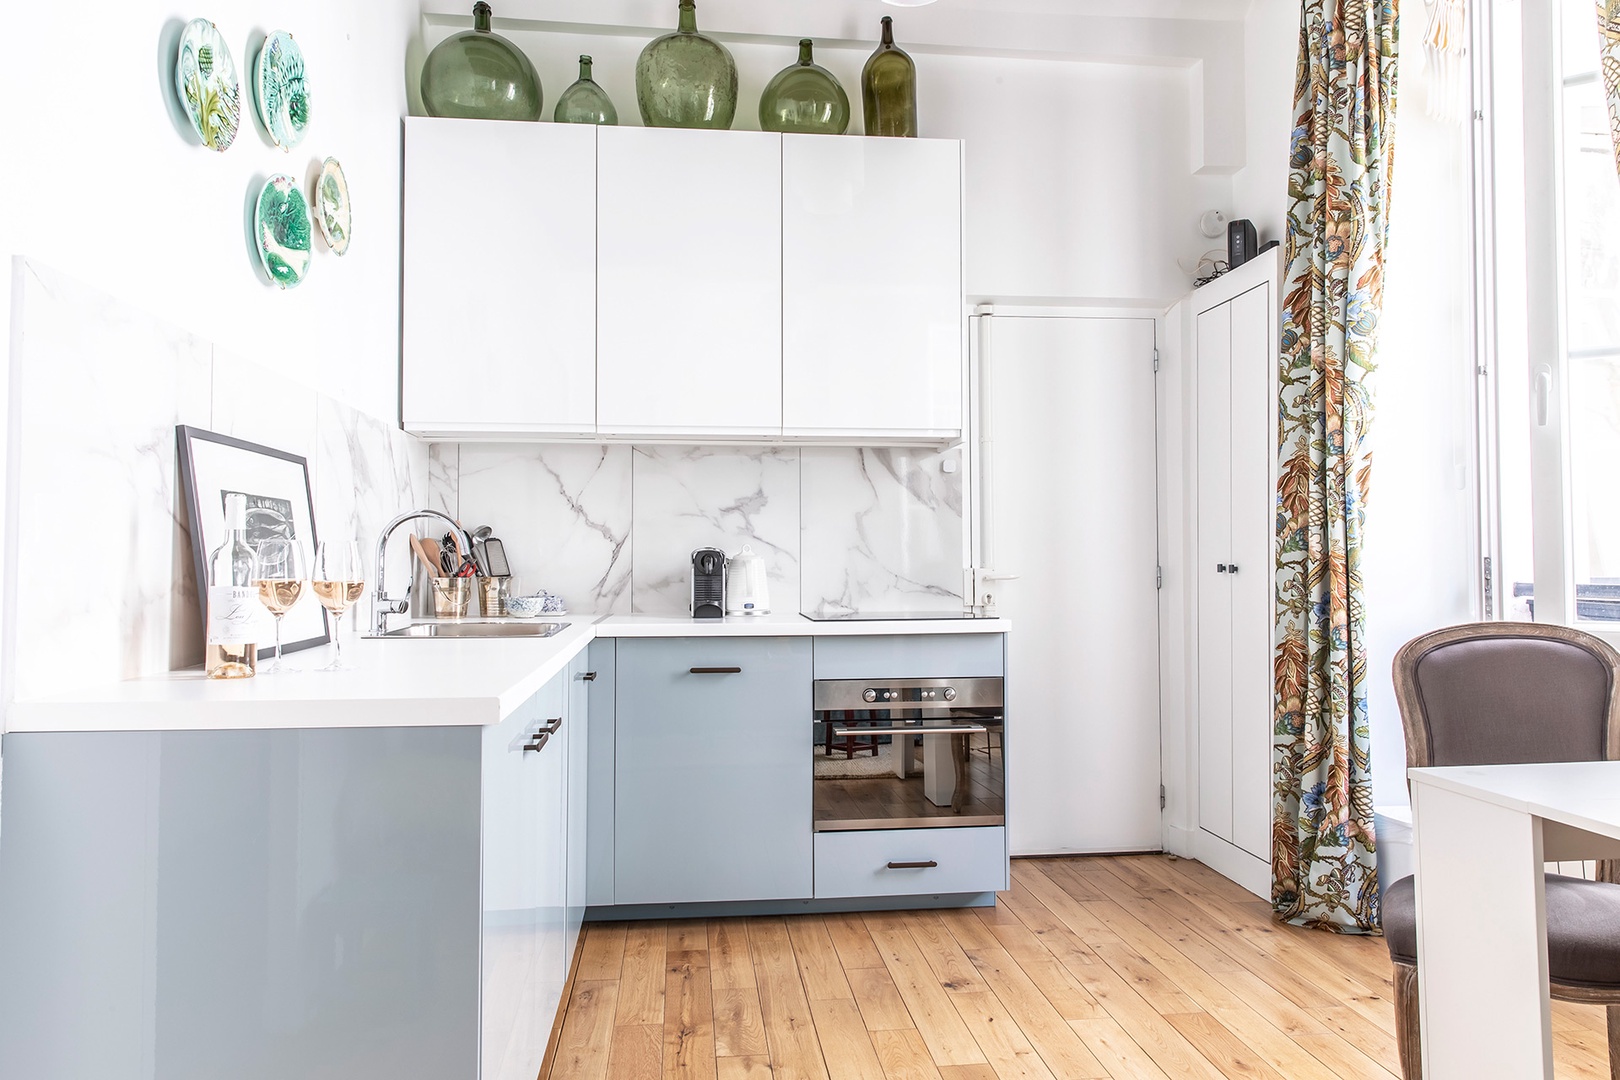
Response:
[759,40,850,135]
[554,55,618,124]
[635,0,738,129]
[420,2,543,122]
[861,16,918,137]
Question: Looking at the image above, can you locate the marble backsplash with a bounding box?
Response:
[5,260,429,701]
[431,442,967,618]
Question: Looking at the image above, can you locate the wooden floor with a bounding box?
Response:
[545,854,1614,1079]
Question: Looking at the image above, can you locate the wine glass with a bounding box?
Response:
[252,538,306,674]
[312,540,365,672]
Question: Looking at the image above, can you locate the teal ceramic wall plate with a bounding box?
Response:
[255,31,310,150]
[254,175,313,288]
[175,19,241,151]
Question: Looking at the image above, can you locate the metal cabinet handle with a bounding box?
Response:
[523,733,550,754]
[581,671,598,681]
[885,860,939,870]
[690,667,742,674]
[541,716,563,735]
[1216,564,1228,573]
[1228,564,1239,574]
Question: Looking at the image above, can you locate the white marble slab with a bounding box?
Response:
[10,262,213,698]
[800,446,966,616]
[453,444,633,614]
[630,446,800,617]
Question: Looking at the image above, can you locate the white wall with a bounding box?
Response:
[0,0,418,424]
[1232,0,1300,246]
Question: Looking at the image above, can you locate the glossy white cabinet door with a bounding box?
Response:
[403,118,597,437]
[1196,301,1235,847]
[597,127,783,437]
[782,135,963,438]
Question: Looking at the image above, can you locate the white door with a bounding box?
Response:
[402,119,597,437]
[781,135,963,439]
[984,315,1163,854]
[596,127,783,437]
[1195,302,1235,845]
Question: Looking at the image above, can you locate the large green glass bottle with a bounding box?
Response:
[760,39,850,135]
[420,2,543,121]
[861,16,917,138]
[554,55,618,125]
[635,0,738,129]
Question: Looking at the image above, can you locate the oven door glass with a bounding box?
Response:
[812,706,1005,831]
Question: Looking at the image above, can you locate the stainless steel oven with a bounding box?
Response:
[812,677,1005,832]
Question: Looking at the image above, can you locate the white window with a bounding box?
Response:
[1486,0,1620,631]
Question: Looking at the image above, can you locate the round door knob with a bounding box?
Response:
[863,688,878,703]
[943,687,957,702]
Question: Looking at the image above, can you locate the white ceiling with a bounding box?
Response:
[937,0,1251,19]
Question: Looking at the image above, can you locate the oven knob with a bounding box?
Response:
[884,691,895,701]
[863,688,877,703]
[922,690,935,700]
[943,687,957,702]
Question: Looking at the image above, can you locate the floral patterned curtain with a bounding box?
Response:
[1273,0,1399,934]
[1601,3,1620,175]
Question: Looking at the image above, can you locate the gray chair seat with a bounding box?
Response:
[1385,873,1620,990]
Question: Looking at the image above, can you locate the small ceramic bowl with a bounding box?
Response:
[505,595,545,618]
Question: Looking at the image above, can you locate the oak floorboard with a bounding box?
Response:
[543,857,1614,1080]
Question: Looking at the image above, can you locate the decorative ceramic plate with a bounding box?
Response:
[254,30,310,150]
[254,175,313,288]
[175,19,241,151]
[315,157,351,256]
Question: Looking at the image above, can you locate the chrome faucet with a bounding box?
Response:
[372,510,472,636]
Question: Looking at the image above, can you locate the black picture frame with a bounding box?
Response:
[176,425,329,655]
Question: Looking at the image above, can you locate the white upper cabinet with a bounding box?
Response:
[402,118,597,438]
[781,135,963,438]
[596,127,783,438]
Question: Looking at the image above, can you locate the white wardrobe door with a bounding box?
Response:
[987,315,1163,854]
[1196,303,1235,844]
[596,127,783,436]
[1228,283,1276,861]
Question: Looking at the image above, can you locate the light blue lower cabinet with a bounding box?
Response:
[814,827,1009,899]
[614,637,814,905]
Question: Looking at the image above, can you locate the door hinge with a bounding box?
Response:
[1153,349,1160,372]
[1483,555,1494,619]
[1160,784,1167,810]
[1156,565,1163,590]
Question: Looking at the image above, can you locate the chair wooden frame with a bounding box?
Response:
[1390,621,1620,1080]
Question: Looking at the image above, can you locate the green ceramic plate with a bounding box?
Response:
[175,19,241,151]
[254,175,313,288]
[315,157,351,256]
[254,30,310,150]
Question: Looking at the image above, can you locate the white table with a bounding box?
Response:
[1409,761,1620,1079]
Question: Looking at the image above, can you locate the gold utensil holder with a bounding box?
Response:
[479,575,511,617]
[431,576,473,618]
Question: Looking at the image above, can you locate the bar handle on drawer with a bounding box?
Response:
[690,667,742,674]
[581,671,598,682]
[886,860,939,870]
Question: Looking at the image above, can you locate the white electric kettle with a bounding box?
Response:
[725,545,771,616]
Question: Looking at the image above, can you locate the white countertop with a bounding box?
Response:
[5,613,1008,734]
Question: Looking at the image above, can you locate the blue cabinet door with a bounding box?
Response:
[564,651,591,960]
[614,637,813,904]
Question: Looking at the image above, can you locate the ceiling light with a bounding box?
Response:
[882,0,939,6]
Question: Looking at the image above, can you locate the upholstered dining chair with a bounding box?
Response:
[1385,621,1620,1079]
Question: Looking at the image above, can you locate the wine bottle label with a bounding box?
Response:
[208,585,259,646]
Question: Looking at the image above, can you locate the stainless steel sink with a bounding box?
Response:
[373,621,568,639]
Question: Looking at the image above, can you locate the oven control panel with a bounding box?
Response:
[815,677,1002,712]
[862,686,957,703]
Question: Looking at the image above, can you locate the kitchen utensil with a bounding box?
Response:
[443,530,466,566]
[725,544,770,615]
[421,537,446,575]
[409,535,440,578]
[690,547,726,619]
[482,538,511,577]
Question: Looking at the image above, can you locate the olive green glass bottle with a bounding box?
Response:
[420,2,543,121]
[760,39,850,135]
[861,16,917,138]
[554,55,618,124]
[636,0,738,129]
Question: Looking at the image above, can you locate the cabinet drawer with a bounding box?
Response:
[814,827,1007,899]
[813,635,1004,680]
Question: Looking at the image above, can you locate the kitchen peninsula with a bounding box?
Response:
[0,614,1008,1080]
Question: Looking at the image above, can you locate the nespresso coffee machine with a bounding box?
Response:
[690,547,727,619]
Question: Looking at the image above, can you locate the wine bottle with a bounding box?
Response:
[206,493,258,679]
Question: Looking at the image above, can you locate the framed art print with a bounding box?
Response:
[177,425,329,654]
